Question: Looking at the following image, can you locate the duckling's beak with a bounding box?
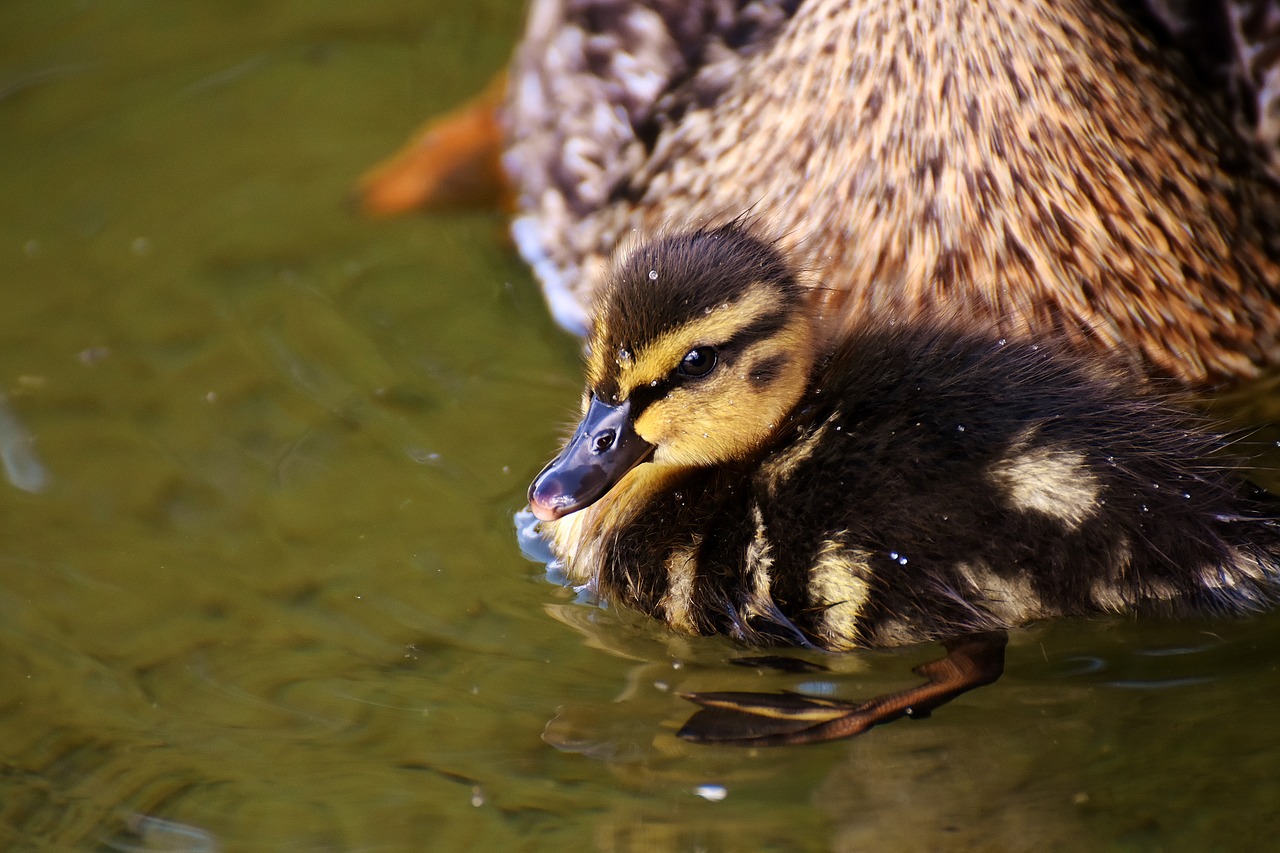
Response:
[528,397,654,522]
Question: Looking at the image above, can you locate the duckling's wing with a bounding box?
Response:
[678,633,1008,746]
[1140,1,1280,180]
[505,0,798,333]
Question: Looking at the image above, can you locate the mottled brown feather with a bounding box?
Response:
[505,0,1280,386]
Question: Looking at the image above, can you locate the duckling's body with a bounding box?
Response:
[502,0,1280,385]
[530,227,1280,654]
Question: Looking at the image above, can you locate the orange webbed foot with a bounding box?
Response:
[678,632,1008,746]
[355,72,510,217]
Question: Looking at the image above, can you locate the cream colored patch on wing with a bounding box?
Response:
[742,503,775,618]
[989,439,1099,529]
[1143,577,1178,601]
[1097,542,1270,610]
[955,560,1045,624]
[759,421,830,496]
[1220,548,1270,584]
[1089,536,1133,611]
[660,533,702,633]
[872,618,919,648]
[809,536,873,651]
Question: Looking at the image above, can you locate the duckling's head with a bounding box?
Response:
[529,226,816,521]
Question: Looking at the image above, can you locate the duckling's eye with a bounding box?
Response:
[593,431,615,453]
[678,346,718,378]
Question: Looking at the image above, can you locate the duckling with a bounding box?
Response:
[527,224,1280,744]
[363,0,1280,388]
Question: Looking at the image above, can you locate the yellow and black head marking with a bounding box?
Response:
[530,225,816,521]
[528,226,1280,672]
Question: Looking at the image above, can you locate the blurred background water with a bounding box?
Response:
[2,2,1279,850]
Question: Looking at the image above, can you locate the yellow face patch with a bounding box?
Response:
[583,280,816,467]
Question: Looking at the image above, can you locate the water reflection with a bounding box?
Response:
[0,394,48,493]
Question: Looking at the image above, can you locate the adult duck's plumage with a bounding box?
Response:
[363,0,1280,388]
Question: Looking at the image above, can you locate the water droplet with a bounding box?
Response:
[1141,504,1149,512]
[471,786,486,807]
[1182,492,1191,499]
[694,785,728,802]
[898,555,909,565]
[648,269,658,281]
[956,424,966,432]
[997,338,1007,346]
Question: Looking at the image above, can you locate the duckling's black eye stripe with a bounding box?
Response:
[719,309,790,357]
[748,353,787,388]
[627,378,672,416]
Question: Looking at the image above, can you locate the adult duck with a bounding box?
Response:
[360,0,1280,387]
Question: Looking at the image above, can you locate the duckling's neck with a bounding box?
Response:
[546,460,691,586]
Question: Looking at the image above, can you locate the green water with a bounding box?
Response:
[2,2,1280,850]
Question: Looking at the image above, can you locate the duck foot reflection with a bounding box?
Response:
[728,655,830,674]
[678,632,1008,746]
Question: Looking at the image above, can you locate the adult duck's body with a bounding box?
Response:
[362,0,1280,387]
